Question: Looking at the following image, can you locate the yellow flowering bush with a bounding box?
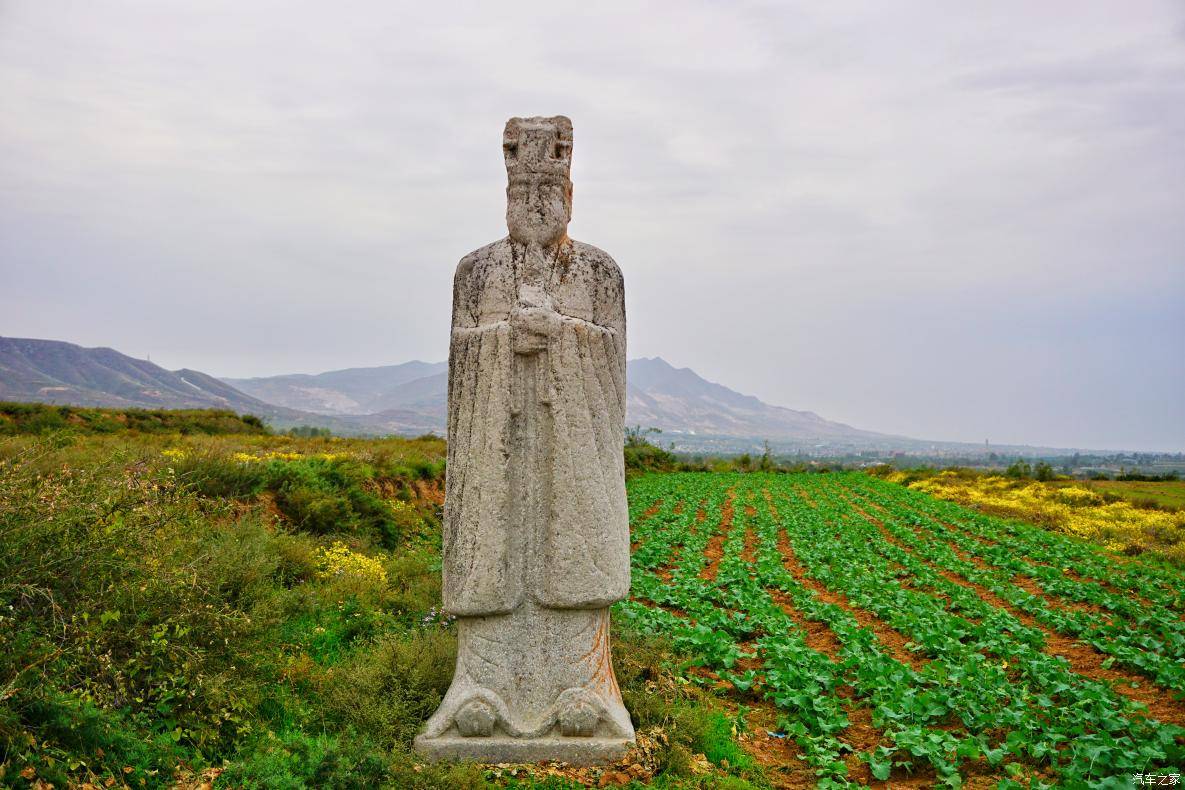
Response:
[905,474,1185,563]
[161,448,188,461]
[230,451,350,463]
[315,541,388,588]
[231,450,304,463]
[270,451,304,461]
[1052,486,1103,506]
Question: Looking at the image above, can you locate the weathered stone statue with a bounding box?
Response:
[414,116,634,764]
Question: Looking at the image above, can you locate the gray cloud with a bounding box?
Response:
[1,0,1182,450]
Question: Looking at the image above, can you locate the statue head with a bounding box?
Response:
[503,116,573,246]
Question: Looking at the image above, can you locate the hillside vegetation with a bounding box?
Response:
[0,432,766,789]
[0,402,269,437]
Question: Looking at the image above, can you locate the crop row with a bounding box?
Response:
[837,476,1185,690]
[620,472,1185,787]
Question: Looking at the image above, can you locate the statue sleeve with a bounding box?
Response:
[538,261,630,609]
[441,260,520,616]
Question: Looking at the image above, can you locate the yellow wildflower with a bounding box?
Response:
[905,475,1184,562]
[265,451,303,461]
[315,541,388,587]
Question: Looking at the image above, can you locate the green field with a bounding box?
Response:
[1073,479,1185,511]
[624,473,1185,787]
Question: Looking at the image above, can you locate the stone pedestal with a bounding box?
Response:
[414,604,633,763]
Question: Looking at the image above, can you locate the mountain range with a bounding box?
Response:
[0,335,1073,455]
[3,336,895,448]
[224,361,447,416]
[225,355,894,449]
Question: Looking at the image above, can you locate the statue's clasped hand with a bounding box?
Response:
[510,305,559,355]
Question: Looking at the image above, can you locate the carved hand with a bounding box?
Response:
[510,306,560,355]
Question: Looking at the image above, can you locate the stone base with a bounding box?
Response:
[413,733,633,765]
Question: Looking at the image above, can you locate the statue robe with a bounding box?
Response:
[442,237,630,616]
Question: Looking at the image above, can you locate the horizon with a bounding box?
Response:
[5,333,1181,455]
[1,2,1182,452]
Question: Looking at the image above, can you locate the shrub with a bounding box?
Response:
[173,452,267,497]
[0,402,270,436]
[0,446,299,776]
[218,730,388,790]
[625,427,678,474]
[287,425,332,438]
[4,691,188,788]
[1005,459,1032,479]
[385,552,442,618]
[275,486,353,535]
[319,629,457,747]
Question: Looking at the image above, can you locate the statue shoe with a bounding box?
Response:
[555,687,603,737]
[454,698,498,737]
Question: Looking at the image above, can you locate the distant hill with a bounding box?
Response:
[624,357,887,444]
[0,336,263,410]
[217,354,899,449]
[0,337,343,431]
[224,361,447,414]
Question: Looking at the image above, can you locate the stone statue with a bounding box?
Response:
[414,116,635,764]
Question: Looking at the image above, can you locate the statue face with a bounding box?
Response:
[506,178,571,246]
[502,116,574,247]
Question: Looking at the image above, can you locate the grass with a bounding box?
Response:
[1070,479,1185,510]
[0,430,771,789]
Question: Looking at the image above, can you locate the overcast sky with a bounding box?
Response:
[1,1,1182,451]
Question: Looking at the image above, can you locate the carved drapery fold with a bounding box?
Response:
[442,308,629,615]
